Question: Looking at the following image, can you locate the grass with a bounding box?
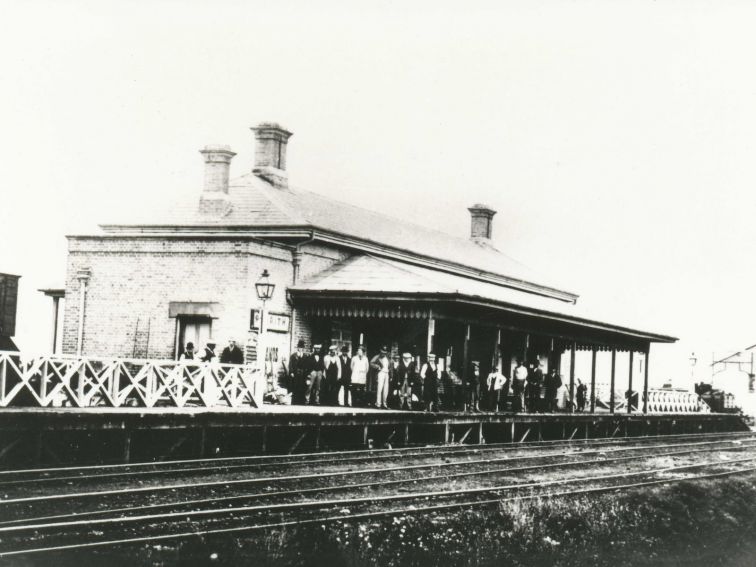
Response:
[12,474,756,566]
[241,475,756,567]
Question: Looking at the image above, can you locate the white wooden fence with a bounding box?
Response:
[591,385,710,413]
[0,351,264,409]
[643,389,710,413]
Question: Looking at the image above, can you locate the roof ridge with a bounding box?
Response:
[284,182,544,278]
[231,173,310,226]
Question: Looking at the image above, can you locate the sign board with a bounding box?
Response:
[250,310,290,333]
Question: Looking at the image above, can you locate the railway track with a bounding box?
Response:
[0,430,750,488]
[0,432,754,558]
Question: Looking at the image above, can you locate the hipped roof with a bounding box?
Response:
[100,173,574,301]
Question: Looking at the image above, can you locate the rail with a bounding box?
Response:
[0,351,263,409]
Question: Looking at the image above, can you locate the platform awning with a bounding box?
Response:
[168,301,220,318]
[290,255,677,345]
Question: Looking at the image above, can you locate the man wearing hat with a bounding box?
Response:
[338,346,353,407]
[350,345,369,406]
[201,341,217,363]
[420,353,440,412]
[370,345,393,409]
[394,351,416,410]
[306,343,325,405]
[289,339,308,404]
[323,345,342,405]
[466,360,482,412]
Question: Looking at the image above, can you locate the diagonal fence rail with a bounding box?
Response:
[0,351,263,409]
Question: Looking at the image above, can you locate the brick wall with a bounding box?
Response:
[289,242,350,352]
[60,235,350,360]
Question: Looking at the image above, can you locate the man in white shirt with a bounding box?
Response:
[486,363,508,412]
[350,346,370,406]
[370,346,392,409]
[513,360,528,412]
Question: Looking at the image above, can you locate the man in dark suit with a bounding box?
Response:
[289,339,308,404]
[220,339,244,365]
[307,343,325,405]
[394,351,416,410]
[339,346,353,407]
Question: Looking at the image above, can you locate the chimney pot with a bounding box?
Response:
[467,203,497,241]
[199,145,236,194]
[251,122,293,188]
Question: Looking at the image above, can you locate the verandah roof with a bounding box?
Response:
[289,255,677,345]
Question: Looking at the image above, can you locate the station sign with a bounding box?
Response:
[250,310,290,333]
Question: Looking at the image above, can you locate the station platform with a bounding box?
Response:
[0,406,748,467]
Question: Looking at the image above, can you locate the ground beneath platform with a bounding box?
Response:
[0,406,748,467]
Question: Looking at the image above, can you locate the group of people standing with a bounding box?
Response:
[285,342,581,413]
[179,339,245,364]
[285,341,445,411]
[481,359,565,413]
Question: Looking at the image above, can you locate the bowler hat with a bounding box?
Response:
[297,339,305,348]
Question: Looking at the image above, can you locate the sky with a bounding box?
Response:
[1,0,755,387]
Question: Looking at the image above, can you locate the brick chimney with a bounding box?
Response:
[200,145,236,194]
[467,204,497,241]
[251,122,293,189]
[199,145,236,215]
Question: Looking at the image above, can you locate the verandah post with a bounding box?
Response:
[643,345,650,414]
[627,350,634,414]
[462,324,471,409]
[610,349,616,414]
[426,313,435,356]
[590,347,597,414]
[569,341,576,412]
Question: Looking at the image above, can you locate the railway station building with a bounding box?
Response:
[58,122,676,406]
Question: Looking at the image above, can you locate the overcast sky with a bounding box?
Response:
[2,0,755,385]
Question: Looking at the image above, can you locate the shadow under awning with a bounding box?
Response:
[168,301,220,318]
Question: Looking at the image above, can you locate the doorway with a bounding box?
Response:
[176,316,212,359]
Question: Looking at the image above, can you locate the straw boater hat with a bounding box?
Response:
[328,345,337,352]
